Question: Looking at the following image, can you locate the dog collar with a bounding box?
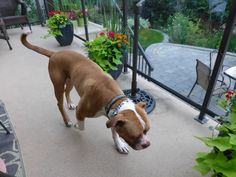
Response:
[105,94,127,118]
[107,99,136,119]
[108,99,146,129]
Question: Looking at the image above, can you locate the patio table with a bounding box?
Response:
[224,66,236,89]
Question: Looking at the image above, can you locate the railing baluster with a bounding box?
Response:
[142,55,144,72]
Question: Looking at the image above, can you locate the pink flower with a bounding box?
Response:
[107,31,115,38]
[99,32,105,36]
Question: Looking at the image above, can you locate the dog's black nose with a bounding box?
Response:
[141,141,150,148]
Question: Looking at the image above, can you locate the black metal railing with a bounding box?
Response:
[126,25,154,76]
[38,0,236,119]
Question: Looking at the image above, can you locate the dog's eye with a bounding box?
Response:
[143,130,147,134]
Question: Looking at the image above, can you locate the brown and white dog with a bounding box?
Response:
[21,33,151,154]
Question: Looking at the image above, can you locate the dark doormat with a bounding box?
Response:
[0,100,26,177]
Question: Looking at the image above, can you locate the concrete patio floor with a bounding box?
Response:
[0,26,215,177]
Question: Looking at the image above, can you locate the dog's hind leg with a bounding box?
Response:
[49,69,72,127]
[65,78,76,110]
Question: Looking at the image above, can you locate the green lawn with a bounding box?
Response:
[139,28,164,49]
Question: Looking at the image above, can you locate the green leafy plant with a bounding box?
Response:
[128,17,151,29]
[102,4,120,33]
[84,31,128,73]
[167,13,201,44]
[194,91,236,177]
[44,12,72,38]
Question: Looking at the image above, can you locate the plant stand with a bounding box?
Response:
[123,89,155,114]
[124,0,155,114]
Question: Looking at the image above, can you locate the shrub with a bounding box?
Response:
[228,33,236,53]
[194,30,222,49]
[128,17,150,29]
[167,13,201,44]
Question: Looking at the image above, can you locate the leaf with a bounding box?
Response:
[193,163,211,175]
[217,124,236,133]
[230,113,236,124]
[213,155,236,177]
[194,152,217,175]
[196,136,232,151]
[229,134,236,145]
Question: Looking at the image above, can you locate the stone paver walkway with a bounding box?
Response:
[145,43,236,115]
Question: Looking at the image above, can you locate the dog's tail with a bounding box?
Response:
[21,33,54,58]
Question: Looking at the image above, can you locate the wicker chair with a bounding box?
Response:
[0,18,12,50]
[0,0,32,31]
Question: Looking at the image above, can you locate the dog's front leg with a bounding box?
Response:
[111,127,129,154]
[65,78,76,110]
[74,106,85,130]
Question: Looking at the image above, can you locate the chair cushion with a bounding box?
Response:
[3,16,28,26]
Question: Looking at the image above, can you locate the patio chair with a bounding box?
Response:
[0,121,10,134]
[0,0,32,31]
[0,18,12,50]
[187,59,228,97]
[209,49,230,85]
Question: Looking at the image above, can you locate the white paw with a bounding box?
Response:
[68,103,76,110]
[74,120,85,130]
[115,138,129,154]
[66,120,73,127]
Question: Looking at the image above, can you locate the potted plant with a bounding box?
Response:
[84,31,129,79]
[76,8,88,27]
[194,91,236,177]
[45,11,74,46]
[68,11,78,30]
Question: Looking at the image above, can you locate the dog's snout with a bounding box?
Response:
[133,135,150,150]
[141,141,150,149]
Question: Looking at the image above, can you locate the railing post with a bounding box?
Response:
[122,0,128,73]
[197,1,236,123]
[131,0,141,96]
[123,0,155,114]
[81,0,89,41]
[35,0,45,26]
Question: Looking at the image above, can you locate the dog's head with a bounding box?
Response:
[106,102,151,150]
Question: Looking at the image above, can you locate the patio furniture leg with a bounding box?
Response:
[6,38,12,50]
[187,81,197,97]
[0,121,10,134]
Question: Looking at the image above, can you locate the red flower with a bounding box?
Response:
[107,31,115,38]
[48,11,61,16]
[99,32,105,36]
[226,91,234,100]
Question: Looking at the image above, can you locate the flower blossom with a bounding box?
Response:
[107,31,115,38]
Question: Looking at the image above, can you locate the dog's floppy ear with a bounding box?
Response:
[137,102,146,109]
[106,118,117,128]
[106,114,126,128]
